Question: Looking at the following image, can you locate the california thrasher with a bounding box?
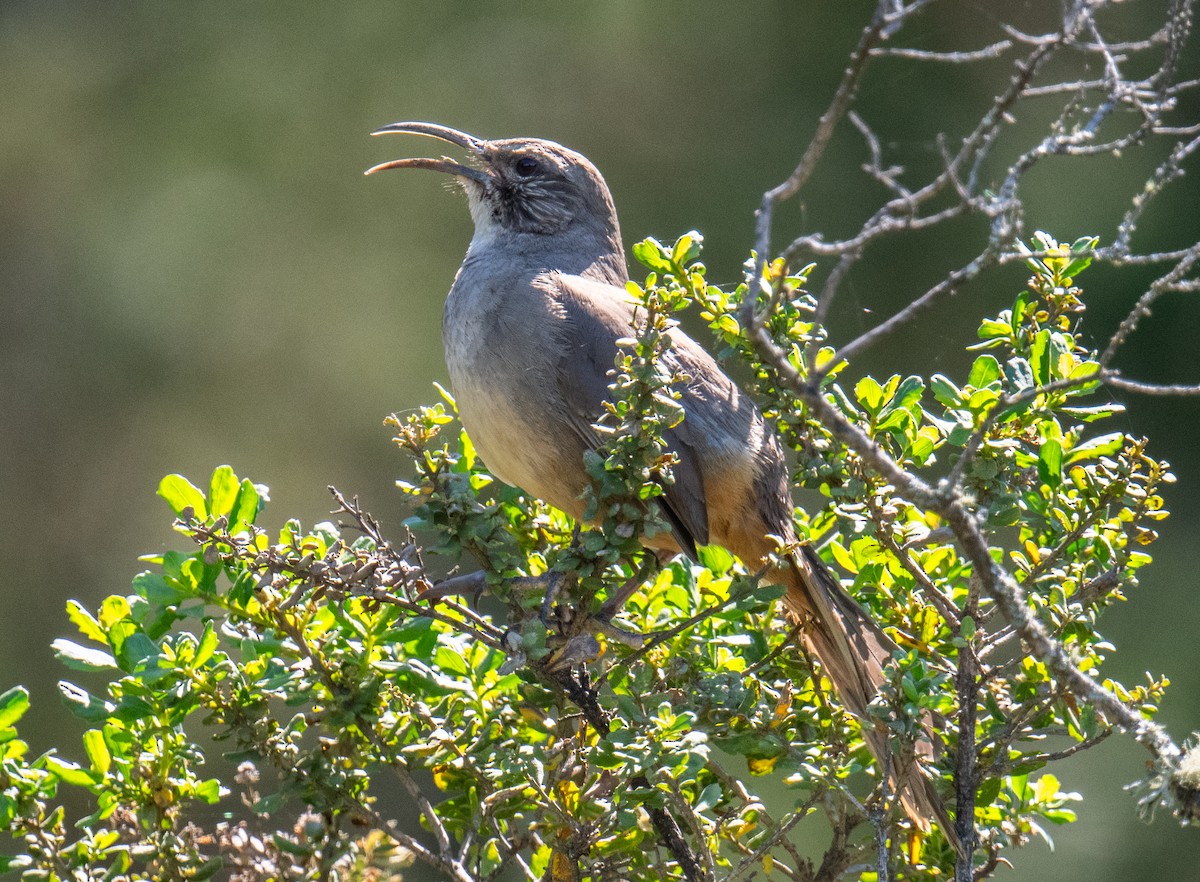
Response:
[367,122,957,849]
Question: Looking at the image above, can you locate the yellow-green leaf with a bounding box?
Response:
[157,474,207,519]
[83,729,110,776]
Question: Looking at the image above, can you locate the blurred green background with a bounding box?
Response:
[1,1,1197,878]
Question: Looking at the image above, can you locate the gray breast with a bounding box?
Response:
[441,275,588,513]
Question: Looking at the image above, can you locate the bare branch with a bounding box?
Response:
[1113,134,1200,257]
[870,41,1014,63]
[1102,243,1200,365]
[1104,375,1200,396]
[954,645,979,881]
[737,6,1198,856]
[743,0,919,332]
[986,730,1114,777]
[848,110,913,202]
[658,769,717,882]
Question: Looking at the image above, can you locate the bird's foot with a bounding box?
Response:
[589,617,646,650]
[541,632,603,673]
[596,557,656,621]
[416,569,488,605]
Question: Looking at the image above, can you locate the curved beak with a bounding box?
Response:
[365,121,491,184]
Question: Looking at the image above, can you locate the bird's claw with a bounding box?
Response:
[416,569,488,605]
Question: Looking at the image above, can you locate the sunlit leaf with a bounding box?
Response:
[157,474,207,519]
[968,354,1002,389]
[0,687,30,730]
[52,640,118,672]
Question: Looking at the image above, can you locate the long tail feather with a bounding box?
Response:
[785,546,962,856]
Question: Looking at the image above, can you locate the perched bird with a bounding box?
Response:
[367,122,956,849]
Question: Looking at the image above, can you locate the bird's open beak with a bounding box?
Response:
[365,121,492,184]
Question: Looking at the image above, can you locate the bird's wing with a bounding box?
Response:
[539,272,710,555]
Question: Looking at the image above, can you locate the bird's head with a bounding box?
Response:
[367,122,623,250]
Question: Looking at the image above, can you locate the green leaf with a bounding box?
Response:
[435,645,469,677]
[697,544,734,574]
[208,465,240,518]
[1004,357,1035,391]
[132,571,187,606]
[66,600,106,643]
[433,381,457,410]
[1043,807,1078,824]
[828,384,860,418]
[1047,333,1070,381]
[1063,236,1099,279]
[1033,772,1061,802]
[908,429,937,465]
[1015,237,1040,272]
[115,631,158,671]
[1011,290,1030,334]
[967,355,1001,389]
[519,618,549,656]
[112,693,157,724]
[960,616,976,641]
[880,375,924,416]
[875,408,912,433]
[190,857,226,881]
[966,387,1000,415]
[1066,433,1125,464]
[58,682,115,721]
[632,238,673,274]
[393,616,439,659]
[855,376,884,415]
[1029,329,1051,385]
[930,374,962,407]
[916,607,938,645]
[1060,403,1123,422]
[977,318,1011,340]
[158,474,208,519]
[1037,439,1063,488]
[0,687,30,729]
[194,621,219,668]
[43,755,98,788]
[829,542,858,574]
[52,639,118,671]
[1031,230,1057,253]
[1067,360,1102,393]
[694,782,722,813]
[83,729,111,775]
[229,479,264,530]
[671,231,703,267]
[977,776,1003,807]
[196,778,224,804]
[715,313,740,335]
[99,595,131,629]
[947,423,972,446]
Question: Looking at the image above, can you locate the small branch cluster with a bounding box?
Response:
[736,0,1198,876]
[746,0,1199,395]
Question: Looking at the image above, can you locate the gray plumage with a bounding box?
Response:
[368,122,959,852]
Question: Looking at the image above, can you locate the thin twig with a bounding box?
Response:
[870,41,1014,62]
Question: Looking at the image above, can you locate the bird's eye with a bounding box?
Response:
[514,156,540,177]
